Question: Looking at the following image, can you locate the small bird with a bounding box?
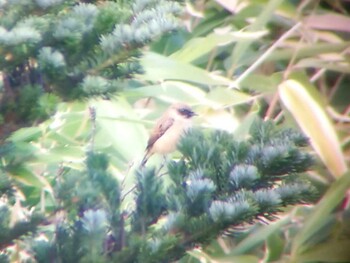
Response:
[141,103,197,166]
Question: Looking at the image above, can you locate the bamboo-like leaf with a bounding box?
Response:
[206,87,254,107]
[231,0,284,66]
[36,146,85,164]
[295,58,350,74]
[265,232,285,262]
[188,249,259,263]
[297,240,350,262]
[9,166,51,190]
[124,81,207,105]
[291,171,350,258]
[257,42,350,64]
[230,216,291,255]
[140,52,232,86]
[93,98,147,164]
[8,127,42,142]
[279,78,347,178]
[170,29,267,63]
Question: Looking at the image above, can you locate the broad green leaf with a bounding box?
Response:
[296,58,350,74]
[8,127,42,142]
[191,9,228,37]
[291,171,350,257]
[55,118,89,142]
[231,216,291,255]
[36,146,85,164]
[187,249,259,263]
[240,73,282,93]
[169,33,234,63]
[51,111,90,140]
[259,42,350,64]
[9,165,51,190]
[56,101,87,112]
[140,51,232,86]
[206,87,254,107]
[46,131,82,147]
[265,232,285,262]
[45,102,91,144]
[93,98,147,165]
[3,142,37,163]
[170,29,267,63]
[124,81,207,105]
[126,81,252,109]
[238,42,350,67]
[279,78,347,178]
[298,240,350,262]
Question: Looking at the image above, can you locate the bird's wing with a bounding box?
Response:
[146,117,174,151]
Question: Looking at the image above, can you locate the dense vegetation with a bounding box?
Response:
[0,0,349,262]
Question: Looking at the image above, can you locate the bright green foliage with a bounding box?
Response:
[4,120,314,262]
[1,0,348,261]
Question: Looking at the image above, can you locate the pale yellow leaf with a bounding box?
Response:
[279,79,347,178]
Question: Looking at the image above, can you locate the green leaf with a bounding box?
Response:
[259,42,350,64]
[206,87,253,107]
[231,216,291,255]
[187,249,259,263]
[296,58,350,74]
[279,76,347,178]
[298,240,350,262]
[140,51,232,86]
[8,127,42,142]
[93,98,147,165]
[9,166,51,189]
[291,171,350,258]
[124,81,207,105]
[36,146,85,164]
[265,232,285,262]
[240,73,282,93]
[170,29,267,63]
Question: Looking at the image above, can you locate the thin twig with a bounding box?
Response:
[88,106,97,152]
[232,22,302,88]
[264,92,280,121]
[328,74,344,102]
[121,185,137,202]
[121,160,168,202]
[206,46,217,71]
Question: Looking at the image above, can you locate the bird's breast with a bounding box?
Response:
[151,120,192,154]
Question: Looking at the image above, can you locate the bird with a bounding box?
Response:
[141,103,197,166]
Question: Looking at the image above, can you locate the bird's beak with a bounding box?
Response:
[191,111,198,117]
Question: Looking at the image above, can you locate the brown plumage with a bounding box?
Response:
[141,103,196,166]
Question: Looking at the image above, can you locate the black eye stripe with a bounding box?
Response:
[178,108,195,117]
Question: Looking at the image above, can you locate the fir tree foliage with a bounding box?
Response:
[18,120,316,262]
[0,0,183,137]
[0,0,183,98]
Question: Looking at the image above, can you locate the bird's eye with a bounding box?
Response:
[178,108,195,118]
